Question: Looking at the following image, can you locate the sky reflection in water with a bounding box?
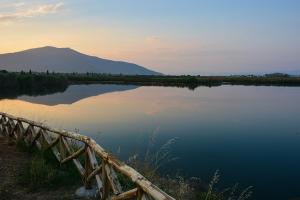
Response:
[0,84,300,200]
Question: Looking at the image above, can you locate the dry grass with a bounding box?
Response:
[127,133,253,200]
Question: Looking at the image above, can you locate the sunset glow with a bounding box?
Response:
[1,0,299,75]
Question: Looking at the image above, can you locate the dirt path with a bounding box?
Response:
[0,136,82,200]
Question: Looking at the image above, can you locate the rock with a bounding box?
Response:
[75,186,98,199]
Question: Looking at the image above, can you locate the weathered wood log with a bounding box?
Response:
[85,156,104,199]
[87,165,102,183]
[102,161,110,199]
[73,158,85,177]
[61,137,85,176]
[61,146,85,164]
[6,119,16,139]
[111,188,138,200]
[137,189,151,200]
[86,146,105,196]
[30,129,42,148]
[87,147,98,169]
[42,129,62,161]
[84,146,94,189]
[25,125,35,145]
[8,120,17,139]
[105,164,122,195]
[44,135,60,151]
[16,121,25,142]
[59,136,67,161]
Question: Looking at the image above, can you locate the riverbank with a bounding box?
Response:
[67,73,300,88]
[1,71,300,96]
[0,136,83,200]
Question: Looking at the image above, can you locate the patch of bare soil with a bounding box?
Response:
[0,136,82,200]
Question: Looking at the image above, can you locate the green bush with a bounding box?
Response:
[17,151,81,191]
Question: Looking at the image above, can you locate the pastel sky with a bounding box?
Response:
[0,0,299,75]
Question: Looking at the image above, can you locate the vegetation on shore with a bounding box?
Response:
[0,136,82,200]
[125,134,253,200]
[1,70,300,99]
[16,140,82,191]
[0,70,68,98]
[66,72,300,88]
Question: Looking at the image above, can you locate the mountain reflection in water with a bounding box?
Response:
[18,84,139,105]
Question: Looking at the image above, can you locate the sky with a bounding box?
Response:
[0,0,299,75]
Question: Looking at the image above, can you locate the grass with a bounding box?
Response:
[126,136,193,199]
[129,163,253,200]
[19,155,61,189]
[16,140,81,191]
[198,170,253,200]
[126,134,253,200]
[0,184,19,200]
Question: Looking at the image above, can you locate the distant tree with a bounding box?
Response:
[46,70,49,75]
[265,73,290,78]
[0,70,8,73]
[29,69,32,74]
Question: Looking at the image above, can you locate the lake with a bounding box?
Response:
[0,84,300,200]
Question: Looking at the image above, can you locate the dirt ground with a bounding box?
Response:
[0,135,83,200]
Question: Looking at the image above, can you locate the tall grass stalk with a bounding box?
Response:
[126,132,253,200]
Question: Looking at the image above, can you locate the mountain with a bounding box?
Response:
[0,46,161,75]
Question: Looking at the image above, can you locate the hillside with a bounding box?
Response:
[0,46,161,75]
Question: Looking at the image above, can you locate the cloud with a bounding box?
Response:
[0,2,25,9]
[0,2,64,24]
[145,36,161,44]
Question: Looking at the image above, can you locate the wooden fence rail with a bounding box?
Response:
[0,112,175,200]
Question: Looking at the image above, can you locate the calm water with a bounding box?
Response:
[1,84,300,200]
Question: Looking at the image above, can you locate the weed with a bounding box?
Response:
[17,151,81,191]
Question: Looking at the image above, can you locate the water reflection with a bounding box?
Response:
[0,84,300,200]
[18,84,139,105]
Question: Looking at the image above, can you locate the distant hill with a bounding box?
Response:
[0,46,161,75]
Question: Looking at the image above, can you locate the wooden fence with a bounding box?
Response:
[0,112,175,200]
